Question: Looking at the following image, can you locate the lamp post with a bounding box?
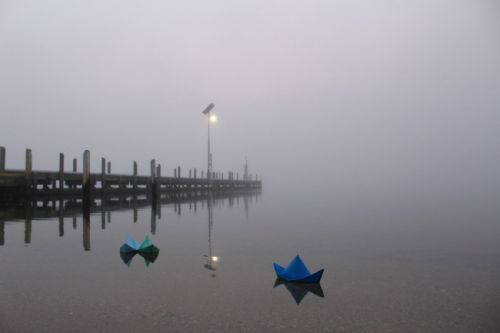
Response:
[202,103,216,184]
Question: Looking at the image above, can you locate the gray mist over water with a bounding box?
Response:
[1,2,500,332]
[0,0,499,201]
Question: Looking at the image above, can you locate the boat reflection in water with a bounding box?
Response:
[273,278,325,305]
[120,249,160,267]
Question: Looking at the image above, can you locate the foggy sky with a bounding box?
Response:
[1,0,499,198]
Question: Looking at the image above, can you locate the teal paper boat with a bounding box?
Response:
[119,235,159,267]
[273,255,324,283]
[120,235,157,253]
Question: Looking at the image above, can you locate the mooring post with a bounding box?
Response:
[101,158,106,192]
[0,147,5,172]
[133,161,137,192]
[25,149,32,192]
[83,150,91,198]
[73,158,77,172]
[59,153,64,191]
[107,161,111,174]
[157,164,161,191]
[150,159,156,195]
[194,168,197,179]
[177,166,181,178]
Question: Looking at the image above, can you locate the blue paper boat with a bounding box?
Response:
[273,255,324,283]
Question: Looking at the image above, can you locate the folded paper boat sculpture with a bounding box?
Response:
[273,255,324,283]
[120,235,157,254]
[120,235,159,267]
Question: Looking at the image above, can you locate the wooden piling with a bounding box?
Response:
[107,161,111,174]
[177,166,181,178]
[25,149,32,192]
[133,161,138,192]
[101,158,106,191]
[59,153,64,191]
[83,150,90,197]
[150,159,156,195]
[0,147,5,172]
[194,168,197,179]
[73,158,77,172]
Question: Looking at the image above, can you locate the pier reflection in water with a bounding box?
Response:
[0,189,261,252]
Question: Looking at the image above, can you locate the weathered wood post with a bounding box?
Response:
[177,166,181,178]
[107,161,111,174]
[101,158,106,192]
[133,161,138,192]
[174,168,177,178]
[157,164,161,191]
[82,150,91,198]
[59,153,64,191]
[25,149,32,193]
[73,158,77,172]
[0,147,5,172]
[150,159,156,196]
[194,168,197,179]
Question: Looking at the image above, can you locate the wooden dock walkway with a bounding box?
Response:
[0,147,261,198]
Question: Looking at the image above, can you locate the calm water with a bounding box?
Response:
[1,187,500,333]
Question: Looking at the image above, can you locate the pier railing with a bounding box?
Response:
[0,147,261,198]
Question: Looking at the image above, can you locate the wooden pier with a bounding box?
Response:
[0,147,261,199]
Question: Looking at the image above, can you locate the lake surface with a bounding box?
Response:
[1,187,500,332]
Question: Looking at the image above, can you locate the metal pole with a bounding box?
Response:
[207,110,211,185]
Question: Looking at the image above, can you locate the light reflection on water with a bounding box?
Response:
[1,188,500,332]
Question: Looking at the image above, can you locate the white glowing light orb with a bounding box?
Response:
[209,114,218,123]
[211,256,219,262]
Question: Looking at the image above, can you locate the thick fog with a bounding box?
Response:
[1,0,499,198]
